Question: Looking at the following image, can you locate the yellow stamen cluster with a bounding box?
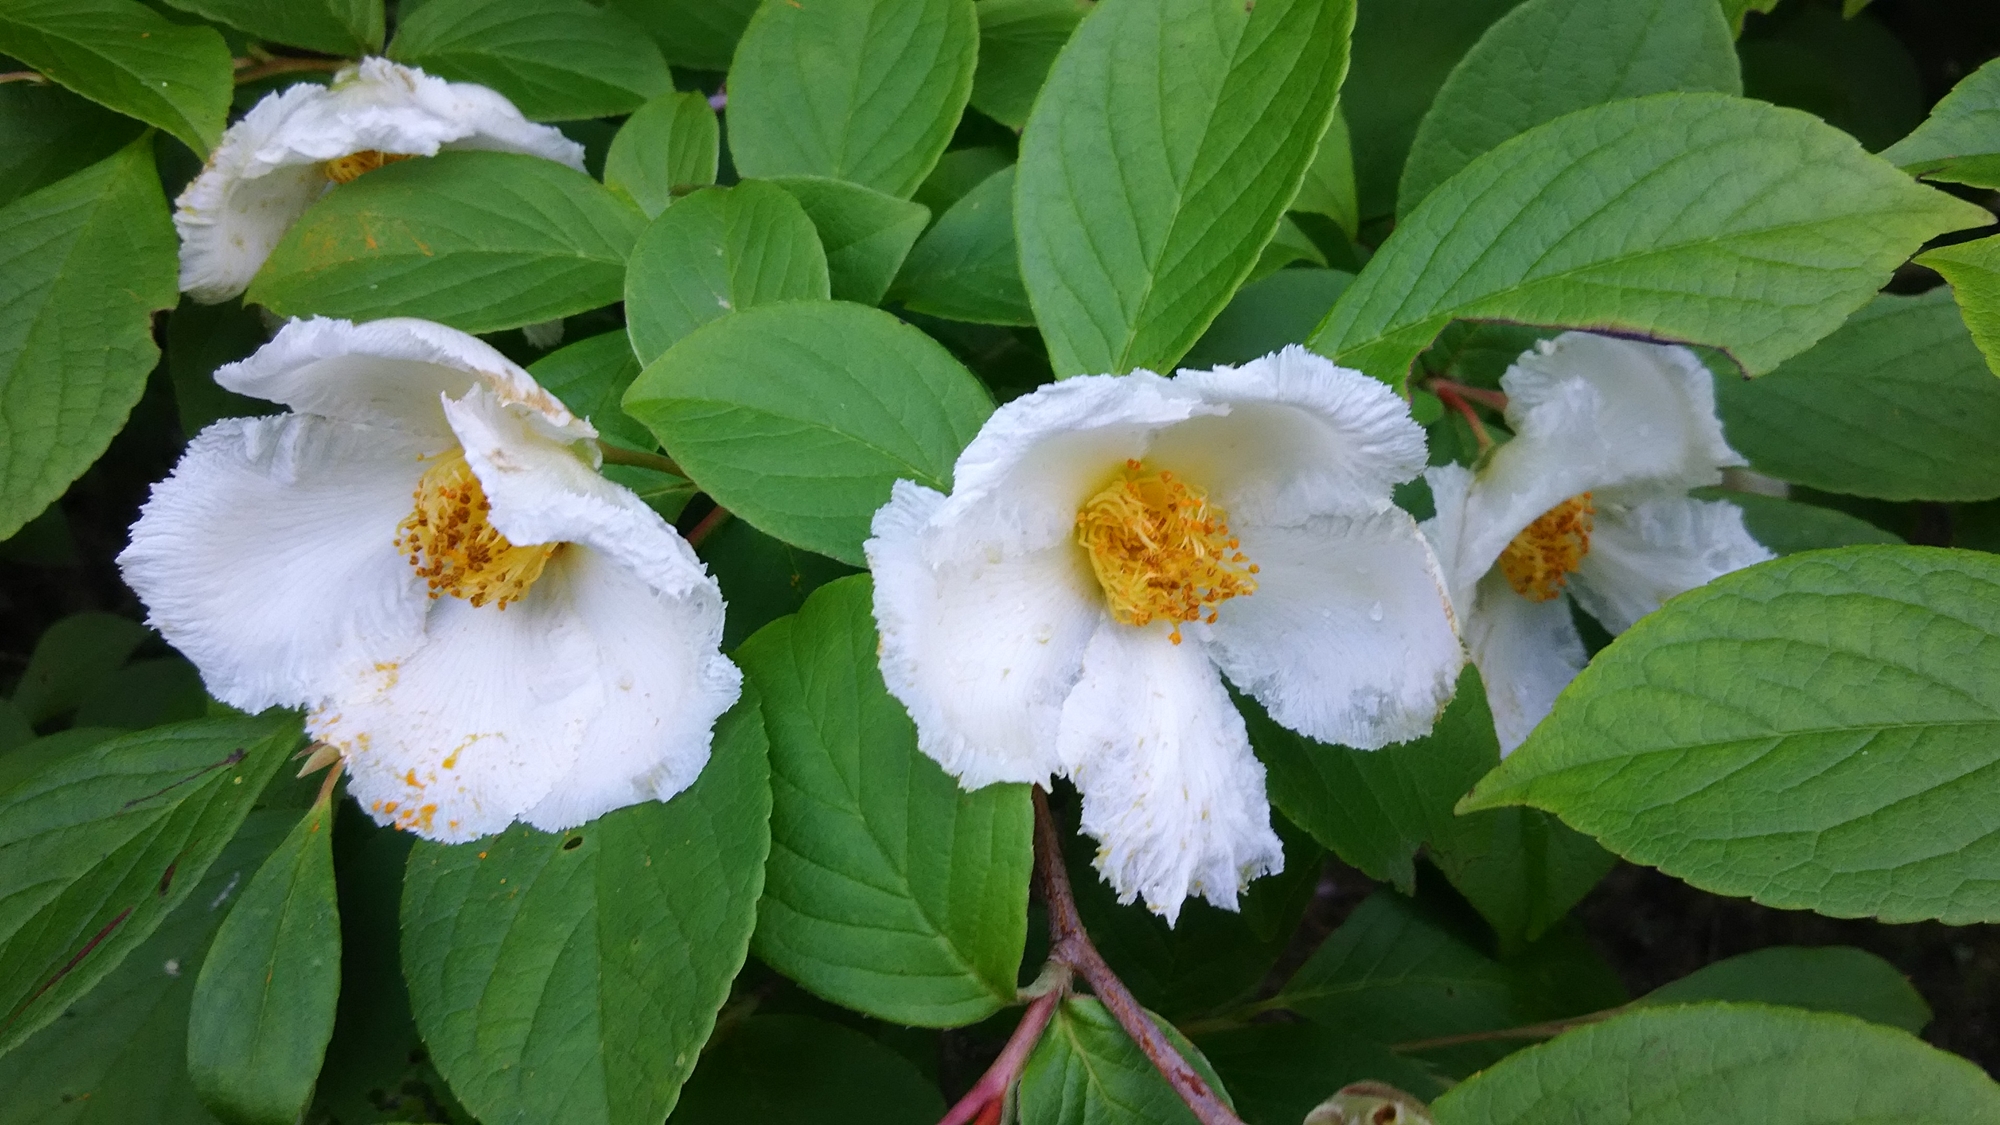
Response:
[395,450,558,609]
[1498,493,1594,602]
[322,149,414,184]
[1076,460,1258,644]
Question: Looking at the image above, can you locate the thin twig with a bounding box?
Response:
[685,504,731,549]
[1429,382,1494,452]
[598,443,684,477]
[233,55,347,85]
[0,70,47,85]
[1391,1008,1618,1053]
[1033,788,1245,1125]
[936,980,1068,1125]
[1423,377,1508,412]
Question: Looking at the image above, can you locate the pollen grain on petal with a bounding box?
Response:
[396,449,559,609]
[321,149,415,184]
[1076,460,1258,643]
[1499,492,1594,602]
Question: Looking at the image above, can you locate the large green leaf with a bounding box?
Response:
[602,0,757,71]
[1917,234,2000,378]
[604,91,719,220]
[766,176,930,306]
[970,0,1084,129]
[736,577,1029,1027]
[1464,546,2000,925]
[727,0,978,198]
[889,164,1033,326]
[249,150,645,334]
[1018,998,1231,1125]
[388,0,672,121]
[0,83,141,211]
[0,0,231,155]
[528,330,654,452]
[1309,94,1992,388]
[186,794,341,1125]
[0,812,291,1124]
[0,139,177,541]
[624,301,993,566]
[400,695,770,1125]
[1342,0,1520,221]
[1882,57,2000,189]
[1016,0,1353,376]
[1398,0,1739,216]
[1429,1004,2000,1125]
[1292,111,1358,237]
[0,714,299,1055]
[622,182,830,366]
[1638,946,1929,1033]
[1715,289,2000,501]
[159,0,381,55]
[668,1015,944,1124]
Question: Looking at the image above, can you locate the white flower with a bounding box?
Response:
[866,347,1464,922]
[118,317,740,842]
[1422,332,1774,755]
[175,58,585,304]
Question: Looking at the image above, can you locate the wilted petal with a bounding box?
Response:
[1463,572,1589,755]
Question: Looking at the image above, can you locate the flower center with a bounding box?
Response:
[322,150,415,184]
[1498,493,1594,602]
[1076,460,1258,644]
[395,450,558,610]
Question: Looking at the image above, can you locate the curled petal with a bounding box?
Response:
[1569,492,1774,634]
[1058,624,1283,923]
[867,481,1101,788]
[117,414,431,712]
[1463,572,1589,755]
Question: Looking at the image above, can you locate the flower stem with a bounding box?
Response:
[935,979,1067,1125]
[598,443,684,477]
[1424,378,1509,412]
[1390,1007,1618,1053]
[0,70,47,85]
[684,504,732,549]
[1032,787,1247,1125]
[1428,382,1495,453]
[232,55,347,85]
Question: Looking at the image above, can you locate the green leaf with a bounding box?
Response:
[0,139,178,541]
[1698,490,1904,555]
[1017,0,1354,376]
[1737,3,1924,154]
[603,0,756,70]
[700,516,856,652]
[970,0,1085,130]
[1882,58,2000,189]
[186,795,341,1125]
[0,713,299,1055]
[0,728,120,798]
[12,611,148,724]
[624,301,993,566]
[1398,0,1739,217]
[622,182,830,366]
[767,176,930,306]
[1292,111,1358,237]
[1018,997,1232,1125]
[388,0,672,121]
[528,330,653,452]
[889,164,1034,326]
[0,82,141,211]
[1429,1004,2000,1125]
[159,0,382,55]
[400,694,770,1125]
[603,91,719,220]
[1714,289,2000,501]
[0,811,291,1124]
[1197,1023,1447,1125]
[74,658,209,731]
[736,576,1030,1026]
[1463,546,2000,925]
[1342,0,1519,221]
[668,1015,946,1124]
[1917,234,2000,378]
[912,145,1012,215]
[1720,0,1782,35]
[1638,946,1929,1033]
[0,0,232,154]
[165,298,274,436]
[1247,216,1327,282]
[1309,94,1993,388]
[727,0,978,198]
[250,150,645,335]
[1184,269,1352,368]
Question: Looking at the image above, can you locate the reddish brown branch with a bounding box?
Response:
[684,504,731,550]
[1033,788,1245,1125]
[1428,382,1494,452]
[1391,1008,1617,1053]
[1424,378,1508,412]
[233,55,347,85]
[937,982,1066,1125]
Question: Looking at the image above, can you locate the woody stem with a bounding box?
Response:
[232,55,348,85]
[935,980,1067,1125]
[1033,787,1246,1125]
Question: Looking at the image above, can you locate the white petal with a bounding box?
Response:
[1569,492,1774,634]
[521,545,743,832]
[320,586,601,843]
[1420,461,1484,610]
[117,414,432,713]
[1463,572,1588,755]
[219,317,588,442]
[867,481,1100,788]
[1454,333,1748,585]
[930,371,1219,558]
[1202,507,1464,750]
[174,58,584,302]
[1158,345,1428,523]
[1057,623,1284,924]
